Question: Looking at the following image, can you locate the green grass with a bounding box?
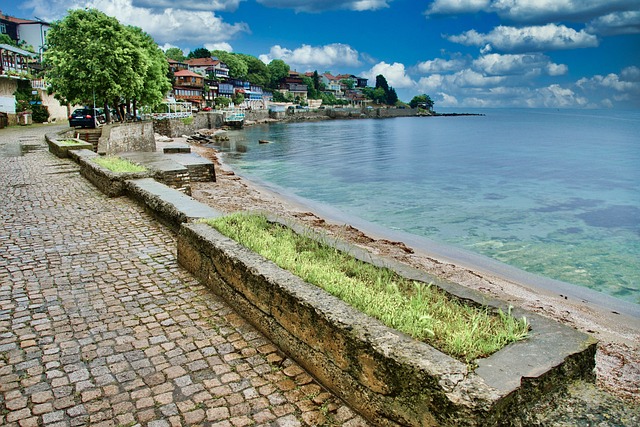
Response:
[58,139,88,146]
[92,156,147,173]
[204,213,529,362]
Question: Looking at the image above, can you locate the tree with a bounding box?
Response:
[387,86,398,105]
[44,9,170,121]
[302,76,319,99]
[165,47,186,62]
[0,34,17,47]
[127,26,172,111]
[240,54,269,87]
[211,50,248,80]
[215,97,231,108]
[187,47,211,59]
[409,94,434,110]
[372,74,398,105]
[267,59,290,89]
[232,92,245,106]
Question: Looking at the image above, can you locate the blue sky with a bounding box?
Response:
[4,0,640,108]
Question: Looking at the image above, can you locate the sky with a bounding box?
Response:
[3,0,640,109]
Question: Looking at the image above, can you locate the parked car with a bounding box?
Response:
[202,106,212,111]
[68,107,105,128]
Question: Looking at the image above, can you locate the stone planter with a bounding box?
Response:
[74,150,152,197]
[45,135,94,158]
[177,221,597,426]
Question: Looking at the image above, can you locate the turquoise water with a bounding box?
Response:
[212,109,640,304]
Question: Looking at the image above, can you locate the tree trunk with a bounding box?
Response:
[103,100,111,124]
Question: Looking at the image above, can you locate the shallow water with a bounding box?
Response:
[213,109,640,304]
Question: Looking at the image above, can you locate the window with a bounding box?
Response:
[0,23,6,34]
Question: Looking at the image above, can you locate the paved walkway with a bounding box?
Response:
[0,125,367,427]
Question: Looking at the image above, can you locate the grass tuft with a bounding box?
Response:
[204,213,529,363]
[92,156,147,173]
[58,139,88,146]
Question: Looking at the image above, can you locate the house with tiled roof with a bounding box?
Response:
[185,57,229,80]
[171,69,204,108]
[0,11,49,61]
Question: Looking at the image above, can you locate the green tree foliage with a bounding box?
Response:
[211,50,249,80]
[187,47,211,59]
[232,92,245,106]
[164,47,186,62]
[44,9,170,116]
[214,97,231,108]
[14,80,50,122]
[302,76,320,99]
[362,87,387,104]
[370,74,398,105]
[128,27,172,109]
[0,34,17,47]
[267,59,290,89]
[239,54,269,87]
[272,90,292,102]
[341,79,355,90]
[409,94,435,110]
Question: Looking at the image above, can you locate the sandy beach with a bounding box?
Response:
[182,137,639,402]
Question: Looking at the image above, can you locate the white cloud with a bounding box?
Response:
[23,0,250,46]
[417,58,467,73]
[257,0,392,13]
[426,0,638,24]
[586,11,640,35]
[426,0,490,15]
[447,24,599,52]
[576,70,640,94]
[259,44,362,69]
[131,0,245,12]
[621,66,640,81]
[204,42,233,52]
[535,84,589,108]
[361,62,415,88]
[472,53,567,76]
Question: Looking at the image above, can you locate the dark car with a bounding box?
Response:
[68,108,105,128]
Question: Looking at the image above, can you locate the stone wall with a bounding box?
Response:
[97,122,156,155]
[177,221,597,426]
[153,113,223,138]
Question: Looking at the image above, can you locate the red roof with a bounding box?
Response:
[0,12,45,25]
[185,57,220,67]
[174,70,203,78]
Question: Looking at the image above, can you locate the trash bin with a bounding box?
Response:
[0,112,7,129]
[18,112,32,126]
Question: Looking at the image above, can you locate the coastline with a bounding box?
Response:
[185,137,639,402]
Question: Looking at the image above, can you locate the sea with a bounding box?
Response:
[210,108,640,305]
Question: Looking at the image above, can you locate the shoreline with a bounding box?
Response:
[184,137,639,402]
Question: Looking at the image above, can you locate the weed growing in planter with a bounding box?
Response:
[58,139,88,146]
[92,156,147,173]
[204,213,529,362]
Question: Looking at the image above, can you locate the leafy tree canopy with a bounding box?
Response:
[267,59,290,89]
[211,50,249,80]
[165,47,186,62]
[409,94,434,109]
[44,9,170,112]
[187,47,211,59]
[239,54,269,87]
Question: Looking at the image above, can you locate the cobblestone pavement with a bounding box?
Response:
[0,125,369,427]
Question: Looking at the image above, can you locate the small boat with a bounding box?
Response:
[258,139,271,144]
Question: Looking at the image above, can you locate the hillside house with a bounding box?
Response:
[0,11,49,61]
[185,57,230,80]
[172,69,204,109]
